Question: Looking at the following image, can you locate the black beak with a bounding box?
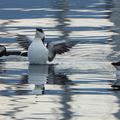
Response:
[36,28,43,33]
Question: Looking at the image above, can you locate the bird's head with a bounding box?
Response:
[36,28,45,43]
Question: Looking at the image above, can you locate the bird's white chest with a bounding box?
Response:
[28,41,48,64]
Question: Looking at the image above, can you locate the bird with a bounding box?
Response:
[0,45,21,57]
[16,28,76,64]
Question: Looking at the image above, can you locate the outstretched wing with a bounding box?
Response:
[16,35,33,50]
[47,40,76,61]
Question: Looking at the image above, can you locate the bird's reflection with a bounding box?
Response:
[0,63,72,96]
[28,64,48,95]
[21,64,72,95]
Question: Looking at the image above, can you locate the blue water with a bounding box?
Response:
[0,0,114,95]
[0,0,118,120]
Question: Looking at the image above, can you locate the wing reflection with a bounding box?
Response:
[28,64,72,95]
[48,64,72,85]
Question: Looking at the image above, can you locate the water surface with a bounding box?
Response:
[0,0,119,120]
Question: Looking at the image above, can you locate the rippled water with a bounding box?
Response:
[0,0,119,120]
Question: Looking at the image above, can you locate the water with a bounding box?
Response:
[0,0,119,120]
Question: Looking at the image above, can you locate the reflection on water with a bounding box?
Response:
[28,65,48,95]
[48,64,72,85]
[0,0,118,120]
[108,0,120,61]
[0,63,74,119]
[0,63,73,96]
[53,0,71,41]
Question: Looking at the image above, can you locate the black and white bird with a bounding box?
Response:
[16,28,76,64]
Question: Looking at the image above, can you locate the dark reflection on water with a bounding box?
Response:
[52,0,71,41]
[0,0,114,97]
[0,0,113,45]
[0,63,73,96]
[48,64,72,85]
[0,0,113,19]
[28,64,48,95]
[107,1,120,61]
[0,63,74,120]
[0,63,113,96]
[0,0,115,119]
[108,0,120,120]
[58,84,73,120]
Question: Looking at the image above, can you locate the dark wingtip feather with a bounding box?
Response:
[16,34,32,50]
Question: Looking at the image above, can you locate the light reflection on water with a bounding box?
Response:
[0,63,73,96]
[0,0,117,120]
